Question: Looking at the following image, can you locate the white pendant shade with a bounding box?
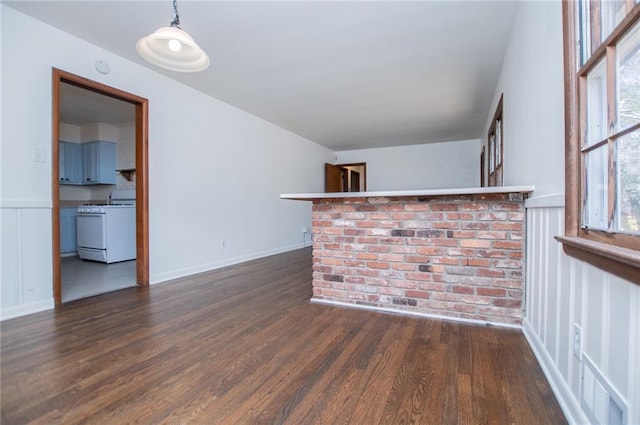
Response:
[136,26,209,72]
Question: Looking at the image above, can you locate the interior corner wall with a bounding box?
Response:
[335,139,480,191]
[0,5,334,319]
[486,2,640,423]
[483,1,565,198]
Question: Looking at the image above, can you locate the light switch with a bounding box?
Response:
[32,147,46,163]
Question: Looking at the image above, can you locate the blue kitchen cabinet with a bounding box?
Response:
[59,141,82,185]
[60,207,78,253]
[82,141,116,185]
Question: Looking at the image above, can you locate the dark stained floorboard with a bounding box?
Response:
[1,248,567,424]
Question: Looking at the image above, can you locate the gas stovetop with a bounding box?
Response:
[78,204,135,213]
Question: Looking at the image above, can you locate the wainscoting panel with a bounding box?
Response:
[0,203,54,320]
[524,195,639,424]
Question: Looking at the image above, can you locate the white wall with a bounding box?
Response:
[0,5,333,319]
[336,139,480,191]
[489,2,640,423]
[483,1,565,197]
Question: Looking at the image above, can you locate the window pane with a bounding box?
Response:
[489,135,495,172]
[578,0,591,65]
[586,59,608,145]
[584,146,609,230]
[617,129,640,233]
[601,0,626,42]
[496,120,502,166]
[617,22,640,131]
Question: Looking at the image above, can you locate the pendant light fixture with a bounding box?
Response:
[136,0,209,72]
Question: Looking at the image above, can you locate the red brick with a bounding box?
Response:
[392,212,417,220]
[357,237,379,244]
[476,268,506,278]
[367,261,390,269]
[492,222,524,231]
[431,203,460,211]
[405,204,431,211]
[324,243,342,250]
[391,263,415,271]
[321,258,344,266]
[446,212,474,220]
[460,239,492,248]
[492,299,522,308]
[356,252,378,260]
[448,230,476,238]
[477,231,507,240]
[476,287,507,297]
[368,245,391,253]
[405,272,434,281]
[405,290,430,299]
[379,253,404,262]
[356,220,380,228]
[493,241,522,250]
[452,285,474,294]
[343,229,366,236]
[492,203,522,211]
[461,203,489,211]
[406,255,431,263]
[464,258,491,267]
[418,282,447,291]
[370,213,393,220]
[416,247,445,255]
[433,239,459,247]
[332,204,357,212]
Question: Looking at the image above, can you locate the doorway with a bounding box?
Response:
[325,162,367,192]
[52,69,149,306]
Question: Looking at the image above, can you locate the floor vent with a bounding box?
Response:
[581,354,627,425]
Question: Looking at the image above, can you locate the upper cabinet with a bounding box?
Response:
[82,141,116,185]
[59,140,116,185]
[59,141,82,184]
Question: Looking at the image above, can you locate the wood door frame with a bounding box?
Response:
[52,68,150,306]
[339,162,367,192]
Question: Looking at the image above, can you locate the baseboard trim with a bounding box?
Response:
[151,244,309,284]
[311,298,522,329]
[522,319,590,425]
[0,299,55,321]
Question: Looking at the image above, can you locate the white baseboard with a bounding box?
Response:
[311,298,522,329]
[151,244,309,285]
[522,319,590,425]
[0,299,55,321]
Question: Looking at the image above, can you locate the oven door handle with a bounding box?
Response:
[78,213,105,217]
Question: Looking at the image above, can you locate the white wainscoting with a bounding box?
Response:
[524,194,639,424]
[1,201,54,320]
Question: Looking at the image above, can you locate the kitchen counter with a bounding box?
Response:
[281,186,534,326]
[280,185,534,201]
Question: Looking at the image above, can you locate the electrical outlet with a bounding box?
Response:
[220,240,226,249]
[573,323,582,358]
[302,227,307,234]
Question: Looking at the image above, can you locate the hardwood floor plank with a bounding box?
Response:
[1,248,567,424]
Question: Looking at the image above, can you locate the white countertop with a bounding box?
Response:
[280,185,535,201]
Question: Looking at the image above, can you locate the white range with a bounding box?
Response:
[76,190,136,263]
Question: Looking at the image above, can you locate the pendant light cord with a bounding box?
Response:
[170,0,181,28]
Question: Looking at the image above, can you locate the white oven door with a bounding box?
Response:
[77,213,107,249]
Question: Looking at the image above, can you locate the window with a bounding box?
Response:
[560,1,640,284]
[488,94,504,187]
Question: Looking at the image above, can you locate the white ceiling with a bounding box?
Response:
[5,1,518,151]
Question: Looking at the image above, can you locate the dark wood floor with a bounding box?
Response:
[1,248,566,425]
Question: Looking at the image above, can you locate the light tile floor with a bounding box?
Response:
[61,256,137,303]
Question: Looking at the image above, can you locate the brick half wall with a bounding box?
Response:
[311,194,525,325]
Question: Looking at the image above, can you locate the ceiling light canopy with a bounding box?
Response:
[136,0,209,72]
